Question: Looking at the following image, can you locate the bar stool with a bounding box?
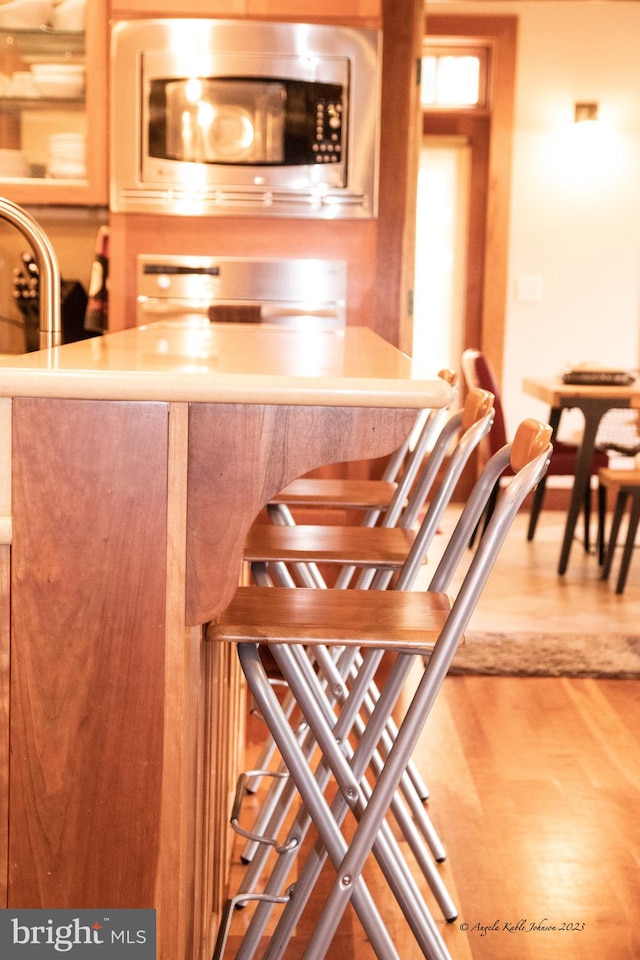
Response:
[598,465,640,593]
[208,417,553,960]
[235,387,495,922]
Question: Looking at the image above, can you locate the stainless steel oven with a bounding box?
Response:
[136,255,347,330]
[111,19,381,219]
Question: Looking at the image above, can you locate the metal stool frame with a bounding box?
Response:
[210,419,552,960]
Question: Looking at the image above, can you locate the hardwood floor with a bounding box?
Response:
[425,675,640,960]
[224,509,640,959]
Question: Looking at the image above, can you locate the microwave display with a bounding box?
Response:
[149,78,344,168]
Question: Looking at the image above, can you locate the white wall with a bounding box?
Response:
[428,1,640,440]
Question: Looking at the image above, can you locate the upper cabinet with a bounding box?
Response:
[0,0,107,205]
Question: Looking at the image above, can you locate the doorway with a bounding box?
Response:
[412,14,517,382]
[413,135,470,376]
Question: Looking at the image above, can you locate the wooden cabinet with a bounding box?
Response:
[0,0,108,206]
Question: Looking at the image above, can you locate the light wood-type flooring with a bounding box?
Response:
[225,509,640,960]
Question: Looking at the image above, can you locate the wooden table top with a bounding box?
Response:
[523,375,639,407]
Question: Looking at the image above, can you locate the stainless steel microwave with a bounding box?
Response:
[110,20,381,219]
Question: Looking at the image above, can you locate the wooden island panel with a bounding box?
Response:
[9,399,169,908]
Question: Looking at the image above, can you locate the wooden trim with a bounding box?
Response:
[376,0,425,350]
[0,544,8,908]
[156,402,199,959]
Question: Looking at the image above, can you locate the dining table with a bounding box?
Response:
[0,321,452,960]
[523,374,638,574]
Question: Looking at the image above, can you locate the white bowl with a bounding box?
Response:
[46,160,85,179]
[0,0,53,30]
[0,148,30,177]
[52,0,85,31]
[33,75,84,97]
[31,66,84,98]
[31,62,84,76]
[7,70,39,97]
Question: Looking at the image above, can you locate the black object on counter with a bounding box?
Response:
[13,251,98,352]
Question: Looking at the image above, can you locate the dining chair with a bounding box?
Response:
[594,409,640,561]
[245,386,495,591]
[208,417,553,960]
[461,347,608,549]
[597,465,640,593]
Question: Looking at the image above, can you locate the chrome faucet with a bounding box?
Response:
[0,197,62,350]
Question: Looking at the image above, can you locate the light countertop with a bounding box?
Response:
[0,322,452,408]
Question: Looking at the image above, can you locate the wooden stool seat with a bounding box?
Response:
[598,466,640,593]
[269,370,457,519]
[598,466,640,494]
[271,477,398,509]
[210,585,453,650]
[244,523,418,569]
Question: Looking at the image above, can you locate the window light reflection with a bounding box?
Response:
[421,55,480,107]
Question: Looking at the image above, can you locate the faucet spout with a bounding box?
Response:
[0,197,62,350]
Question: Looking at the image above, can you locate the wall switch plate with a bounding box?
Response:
[516,274,544,302]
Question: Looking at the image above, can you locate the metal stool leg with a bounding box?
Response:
[235,640,456,939]
[235,643,421,960]
[259,642,452,960]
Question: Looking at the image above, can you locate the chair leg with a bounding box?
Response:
[615,492,640,594]
[526,474,547,540]
[601,491,627,582]
[597,482,607,565]
[582,479,591,552]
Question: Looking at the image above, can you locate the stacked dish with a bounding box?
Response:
[0,148,30,178]
[31,63,84,99]
[46,131,85,179]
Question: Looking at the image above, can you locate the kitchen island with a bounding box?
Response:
[0,322,452,960]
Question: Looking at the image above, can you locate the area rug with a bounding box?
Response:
[450,631,640,679]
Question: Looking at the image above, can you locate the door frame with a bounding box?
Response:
[422,14,518,381]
